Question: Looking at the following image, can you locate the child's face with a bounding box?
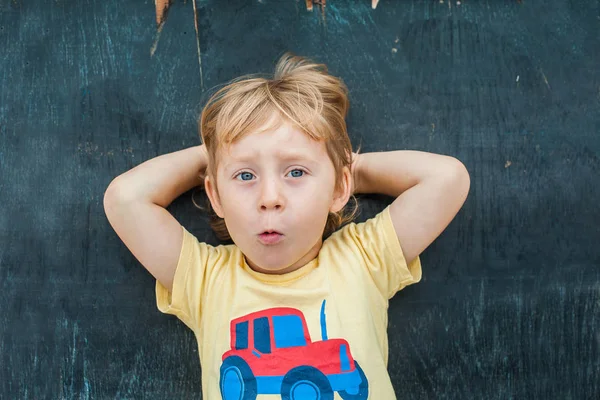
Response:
[205,119,351,274]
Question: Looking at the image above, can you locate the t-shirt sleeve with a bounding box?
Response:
[155,225,215,331]
[337,205,422,299]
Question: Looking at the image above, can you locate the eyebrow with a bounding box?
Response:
[225,150,318,168]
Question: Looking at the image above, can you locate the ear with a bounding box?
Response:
[204,175,225,218]
[329,166,352,213]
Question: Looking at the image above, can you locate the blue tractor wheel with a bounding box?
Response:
[219,356,257,400]
[281,366,333,400]
[338,361,369,400]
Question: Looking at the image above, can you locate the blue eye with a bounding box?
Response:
[288,169,304,178]
[237,172,254,181]
[236,169,305,181]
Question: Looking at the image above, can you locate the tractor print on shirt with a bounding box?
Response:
[219,300,369,400]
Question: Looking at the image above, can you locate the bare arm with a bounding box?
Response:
[353,150,470,265]
[103,145,208,291]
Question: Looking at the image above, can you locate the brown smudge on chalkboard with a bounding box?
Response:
[305,1,327,25]
[151,0,171,56]
[306,0,326,12]
[155,0,172,26]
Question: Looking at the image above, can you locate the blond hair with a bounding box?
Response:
[193,53,360,241]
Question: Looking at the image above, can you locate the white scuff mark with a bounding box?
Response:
[82,378,91,400]
[192,0,205,90]
[540,68,551,90]
[71,322,78,395]
[150,22,164,57]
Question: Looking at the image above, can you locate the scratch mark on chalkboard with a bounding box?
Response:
[152,1,204,88]
[56,319,92,399]
[115,349,145,398]
[192,0,205,91]
[70,322,78,395]
[84,203,91,283]
[404,317,437,398]
[540,68,551,90]
[83,380,91,399]
[150,22,164,57]
[83,359,92,399]
[474,280,485,332]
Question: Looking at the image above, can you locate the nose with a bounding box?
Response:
[258,176,285,211]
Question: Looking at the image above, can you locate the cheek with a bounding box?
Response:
[307,185,336,209]
[223,196,250,218]
[217,187,247,216]
[296,197,330,223]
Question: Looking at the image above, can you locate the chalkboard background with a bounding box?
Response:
[1,0,599,398]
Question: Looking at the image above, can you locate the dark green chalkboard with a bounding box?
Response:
[1,0,598,398]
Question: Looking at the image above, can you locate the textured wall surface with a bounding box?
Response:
[1,0,598,398]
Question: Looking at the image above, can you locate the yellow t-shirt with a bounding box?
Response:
[156,205,422,400]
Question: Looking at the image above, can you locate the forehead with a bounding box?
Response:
[221,120,328,164]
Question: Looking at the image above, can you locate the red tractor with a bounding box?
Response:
[219,300,368,400]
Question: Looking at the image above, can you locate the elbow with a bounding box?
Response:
[103,178,131,212]
[448,158,471,202]
[103,179,121,205]
[103,181,122,218]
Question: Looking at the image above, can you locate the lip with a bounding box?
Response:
[258,232,284,245]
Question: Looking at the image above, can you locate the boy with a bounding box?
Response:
[104,53,470,399]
